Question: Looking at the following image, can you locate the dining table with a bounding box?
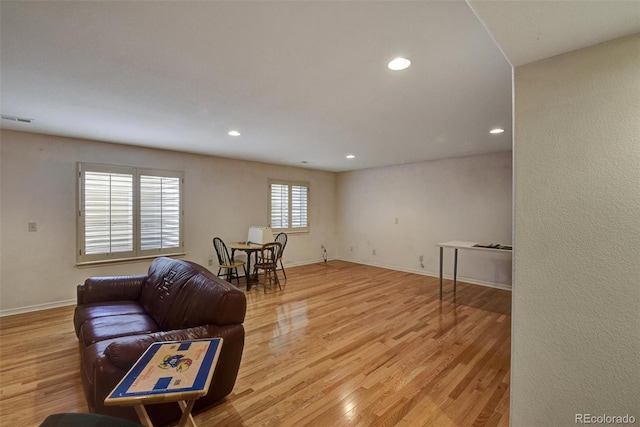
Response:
[227,242,263,290]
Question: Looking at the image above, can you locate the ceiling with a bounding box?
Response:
[468,0,640,67]
[1,1,638,172]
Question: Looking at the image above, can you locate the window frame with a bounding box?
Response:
[268,179,309,234]
[77,162,184,265]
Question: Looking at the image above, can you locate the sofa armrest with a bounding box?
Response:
[104,326,218,369]
[77,275,147,304]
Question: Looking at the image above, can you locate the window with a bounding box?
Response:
[77,163,184,264]
[268,180,309,233]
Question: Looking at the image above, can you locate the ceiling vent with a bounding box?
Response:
[2,114,34,124]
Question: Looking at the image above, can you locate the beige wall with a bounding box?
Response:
[1,129,513,314]
[512,34,640,425]
[0,130,337,314]
[336,151,513,288]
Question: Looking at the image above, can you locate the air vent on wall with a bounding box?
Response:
[2,114,34,124]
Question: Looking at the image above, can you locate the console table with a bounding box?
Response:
[437,241,512,300]
[105,338,223,427]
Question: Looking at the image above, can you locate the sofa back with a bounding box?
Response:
[140,257,246,330]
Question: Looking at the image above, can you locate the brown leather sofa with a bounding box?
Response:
[74,257,247,426]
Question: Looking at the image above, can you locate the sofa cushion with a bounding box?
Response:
[139,257,197,327]
[140,257,246,330]
[74,301,147,337]
[79,314,160,347]
[164,270,246,328]
[78,275,146,305]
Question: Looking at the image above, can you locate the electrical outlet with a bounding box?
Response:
[394,217,399,224]
[419,255,424,262]
[373,249,376,255]
[28,222,37,232]
[350,246,353,252]
[208,258,213,266]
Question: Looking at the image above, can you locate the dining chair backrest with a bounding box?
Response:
[274,232,287,258]
[213,237,233,266]
[259,241,281,265]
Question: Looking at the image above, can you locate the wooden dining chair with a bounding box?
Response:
[252,241,282,293]
[213,237,246,286]
[274,232,288,280]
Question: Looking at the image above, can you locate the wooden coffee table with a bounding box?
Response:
[105,338,223,427]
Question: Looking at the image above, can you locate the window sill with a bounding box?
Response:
[76,252,186,268]
[272,229,308,235]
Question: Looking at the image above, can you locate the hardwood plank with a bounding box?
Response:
[0,261,511,426]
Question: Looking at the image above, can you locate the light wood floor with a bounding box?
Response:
[0,261,511,427]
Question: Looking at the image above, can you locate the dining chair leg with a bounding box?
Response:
[274,269,281,290]
[279,260,287,280]
[265,270,270,292]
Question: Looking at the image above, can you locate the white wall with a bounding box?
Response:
[512,34,640,426]
[336,151,513,288]
[0,130,337,314]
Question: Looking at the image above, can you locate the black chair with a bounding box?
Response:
[274,232,288,280]
[213,237,246,286]
[252,241,282,293]
[40,413,143,427]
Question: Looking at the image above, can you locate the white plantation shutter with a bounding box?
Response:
[78,163,183,263]
[140,174,182,253]
[83,170,133,256]
[268,180,309,232]
[270,183,289,229]
[291,185,308,229]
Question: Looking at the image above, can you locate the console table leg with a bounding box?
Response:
[453,248,458,293]
[439,247,443,300]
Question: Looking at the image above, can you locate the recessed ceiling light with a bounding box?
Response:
[490,128,505,134]
[388,57,411,71]
[228,130,241,136]
[346,154,355,159]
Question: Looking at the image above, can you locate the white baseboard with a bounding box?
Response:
[282,257,335,268]
[0,299,76,317]
[232,257,334,278]
[336,257,512,291]
[0,257,509,316]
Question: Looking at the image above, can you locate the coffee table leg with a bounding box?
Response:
[177,400,197,427]
[134,404,154,427]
